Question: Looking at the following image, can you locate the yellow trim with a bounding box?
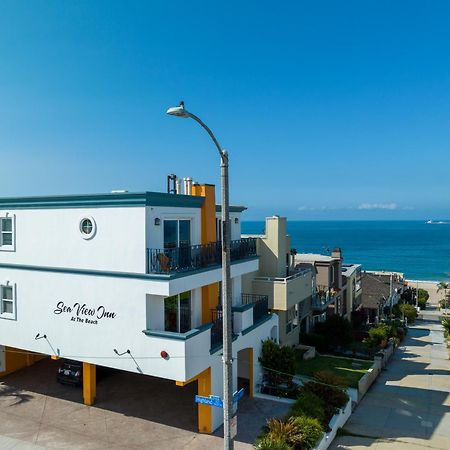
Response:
[176,367,212,434]
[82,362,96,406]
[0,346,45,378]
[192,184,220,324]
[248,348,254,397]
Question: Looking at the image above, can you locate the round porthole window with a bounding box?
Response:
[79,217,96,240]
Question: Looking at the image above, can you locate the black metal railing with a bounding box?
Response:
[147,238,257,274]
[210,309,224,349]
[241,293,269,323]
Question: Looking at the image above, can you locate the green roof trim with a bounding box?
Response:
[216,205,247,213]
[241,313,273,335]
[0,256,258,281]
[231,303,254,313]
[0,192,204,210]
[142,323,213,340]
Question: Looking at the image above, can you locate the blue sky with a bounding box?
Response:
[1,1,449,220]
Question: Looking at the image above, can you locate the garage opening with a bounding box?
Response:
[237,348,253,396]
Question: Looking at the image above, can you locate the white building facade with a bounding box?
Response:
[0,188,278,433]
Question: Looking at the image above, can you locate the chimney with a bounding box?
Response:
[331,247,342,260]
[183,177,193,195]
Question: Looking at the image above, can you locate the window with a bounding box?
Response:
[79,217,96,240]
[0,284,15,319]
[0,216,14,250]
[163,220,191,248]
[164,291,191,333]
[285,305,298,334]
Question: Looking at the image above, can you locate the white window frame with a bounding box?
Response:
[0,214,15,251]
[0,284,16,320]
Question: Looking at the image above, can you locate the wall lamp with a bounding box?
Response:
[234,218,239,224]
[154,218,161,226]
[114,348,131,356]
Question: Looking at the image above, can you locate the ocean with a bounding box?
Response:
[241,221,450,282]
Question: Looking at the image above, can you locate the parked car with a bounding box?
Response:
[56,359,82,386]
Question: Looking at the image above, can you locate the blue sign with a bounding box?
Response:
[233,388,245,403]
[195,389,245,408]
[195,395,223,408]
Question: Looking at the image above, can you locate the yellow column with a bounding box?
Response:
[83,362,96,406]
[248,348,254,397]
[197,367,212,433]
[176,367,212,433]
[192,184,220,324]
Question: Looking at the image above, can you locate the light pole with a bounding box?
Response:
[167,101,234,450]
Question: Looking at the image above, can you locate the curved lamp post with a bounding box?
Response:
[167,102,234,450]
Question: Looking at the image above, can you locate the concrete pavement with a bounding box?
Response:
[332,310,450,449]
[0,359,289,449]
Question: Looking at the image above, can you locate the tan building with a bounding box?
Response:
[294,250,344,325]
[242,216,313,346]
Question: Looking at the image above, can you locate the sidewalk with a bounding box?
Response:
[331,312,450,449]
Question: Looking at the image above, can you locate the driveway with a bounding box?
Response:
[0,358,289,449]
[332,311,450,449]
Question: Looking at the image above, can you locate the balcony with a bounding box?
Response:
[241,293,270,324]
[312,287,336,312]
[146,238,257,274]
[251,268,312,311]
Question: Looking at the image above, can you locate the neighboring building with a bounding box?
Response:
[341,263,362,319]
[0,182,278,433]
[242,216,313,346]
[295,249,344,324]
[360,271,404,323]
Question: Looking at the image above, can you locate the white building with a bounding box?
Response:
[0,185,278,433]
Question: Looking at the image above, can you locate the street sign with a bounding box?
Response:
[195,388,245,409]
[195,395,223,408]
[233,388,245,403]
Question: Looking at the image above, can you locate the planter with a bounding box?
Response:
[314,397,352,450]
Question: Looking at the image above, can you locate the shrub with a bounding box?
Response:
[442,318,450,337]
[301,382,348,410]
[288,391,326,424]
[291,416,323,449]
[259,339,296,385]
[399,303,418,323]
[262,416,323,450]
[417,297,427,310]
[313,370,345,387]
[363,324,390,350]
[254,435,292,450]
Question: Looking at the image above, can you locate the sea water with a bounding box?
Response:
[242,221,450,282]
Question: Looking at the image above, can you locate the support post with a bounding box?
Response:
[83,362,96,406]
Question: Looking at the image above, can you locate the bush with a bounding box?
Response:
[261,416,323,450]
[442,318,450,337]
[313,370,345,387]
[363,324,390,350]
[259,339,296,385]
[291,416,323,449]
[288,391,326,424]
[399,304,418,323]
[254,435,292,450]
[417,297,427,310]
[301,382,348,410]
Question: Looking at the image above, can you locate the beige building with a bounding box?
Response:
[242,216,313,346]
[294,250,344,325]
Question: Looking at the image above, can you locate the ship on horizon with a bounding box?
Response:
[426,219,450,224]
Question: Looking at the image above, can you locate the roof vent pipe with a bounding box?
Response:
[175,179,181,194]
[183,177,193,195]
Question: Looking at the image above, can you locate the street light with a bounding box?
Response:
[167,101,234,450]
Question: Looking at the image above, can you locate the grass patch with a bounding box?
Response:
[295,354,372,388]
